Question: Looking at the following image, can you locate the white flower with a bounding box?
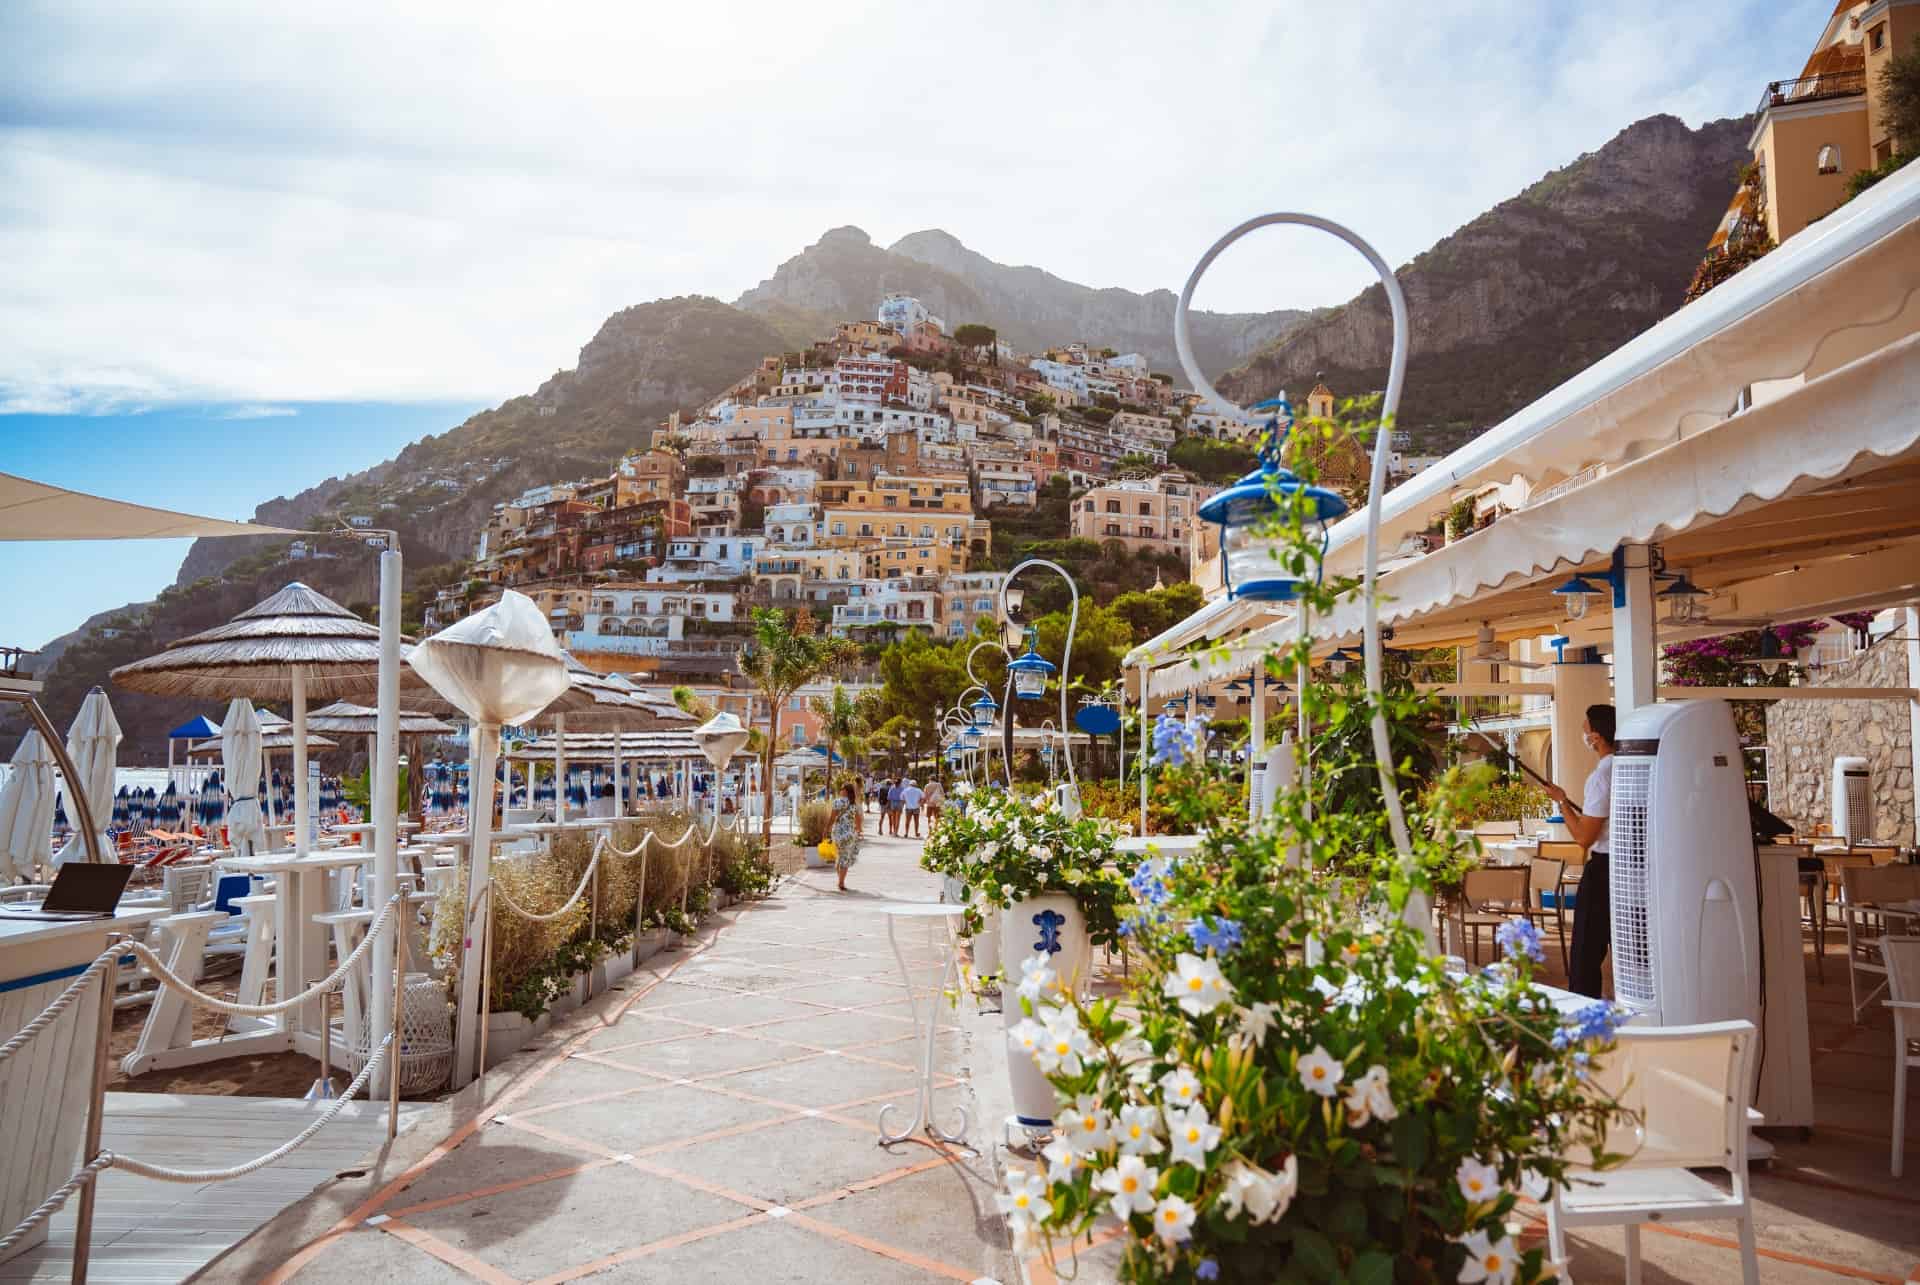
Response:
[1218,1155,1298,1225]
[1035,1010,1093,1075]
[981,841,998,858]
[1297,1045,1345,1097]
[996,1169,1052,1236]
[1007,1018,1046,1063]
[1159,1066,1203,1108]
[1032,844,1053,864]
[1163,952,1235,1016]
[1000,883,1015,901]
[1094,1154,1160,1221]
[1235,1000,1279,1049]
[1040,1135,1082,1184]
[1455,1156,1499,1204]
[1458,1229,1520,1285]
[1116,1102,1165,1156]
[1163,1102,1222,1169]
[1064,1095,1112,1156]
[1343,1064,1398,1126]
[1017,953,1056,1001]
[1150,1193,1197,1245]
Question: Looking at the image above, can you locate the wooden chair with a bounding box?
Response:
[1539,839,1586,914]
[1842,864,1920,1023]
[1548,1021,1760,1283]
[1522,855,1569,974]
[1456,866,1530,965]
[1473,820,1520,840]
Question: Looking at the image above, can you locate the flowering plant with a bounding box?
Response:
[996,415,1633,1282]
[922,787,1139,946]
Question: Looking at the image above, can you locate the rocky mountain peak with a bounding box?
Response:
[816,225,873,249]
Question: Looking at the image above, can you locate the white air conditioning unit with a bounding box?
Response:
[1832,756,1871,843]
[1609,700,1758,1029]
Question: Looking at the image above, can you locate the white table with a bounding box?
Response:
[0,906,169,1263]
[1484,838,1541,867]
[874,902,970,1147]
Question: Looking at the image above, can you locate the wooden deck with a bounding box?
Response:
[1,1092,424,1284]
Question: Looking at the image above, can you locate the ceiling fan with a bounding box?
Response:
[1462,622,1546,671]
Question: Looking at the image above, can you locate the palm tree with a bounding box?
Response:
[809,684,869,788]
[738,608,855,846]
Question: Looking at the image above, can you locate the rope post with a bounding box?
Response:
[632,839,650,968]
[389,890,409,1138]
[586,859,600,1001]
[477,885,494,1083]
[72,936,119,1285]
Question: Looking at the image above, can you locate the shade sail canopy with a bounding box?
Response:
[111,582,391,701]
[0,472,301,542]
[304,701,457,737]
[167,715,223,740]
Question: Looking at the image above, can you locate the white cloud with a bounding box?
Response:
[219,404,299,420]
[0,0,1799,413]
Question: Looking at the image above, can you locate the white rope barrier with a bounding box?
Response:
[107,1036,392,1183]
[492,842,604,923]
[600,815,720,859]
[0,1154,114,1256]
[121,895,403,1018]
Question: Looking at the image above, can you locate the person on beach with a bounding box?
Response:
[830,781,861,891]
[886,778,904,836]
[923,778,945,828]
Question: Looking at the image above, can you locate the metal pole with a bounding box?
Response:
[452,723,499,1089]
[292,665,310,857]
[71,936,119,1285]
[632,841,649,968]
[586,861,599,1000]
[389,891,409,1138]
[370,546,401,1100]
[477,884,493,1083]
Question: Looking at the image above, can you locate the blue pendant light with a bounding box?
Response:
[1006,647,1056,700]
[969,690,999,728]
[1551,572,1605,621]
[1196,395,1351,602]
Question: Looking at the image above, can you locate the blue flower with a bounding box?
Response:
[1554,1000,1622,1049]
[1189,915,1243,956]
[1150,714,1196,768]
[1128,863,1172,907]
[1196,1260,1220,1281]
[1495,918,1545,964]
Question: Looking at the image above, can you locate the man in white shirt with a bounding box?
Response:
[901,780,924,837]
[1546,704,1617,998]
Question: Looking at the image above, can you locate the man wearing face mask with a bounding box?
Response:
[1544,704,1617,998]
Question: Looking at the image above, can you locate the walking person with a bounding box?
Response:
[1545,704,1617,998]
[886,778,905,836]
[901,778,924,837]
[923,777,945,829]
[830,781,861,892]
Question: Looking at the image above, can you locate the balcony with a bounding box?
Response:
[1758,69,1865,115]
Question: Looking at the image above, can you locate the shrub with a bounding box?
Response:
[797,800,834,846]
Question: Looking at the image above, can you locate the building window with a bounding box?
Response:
[1106,500,1121,513]
[1870,21,1886,51]
[1139,502,1152,516]
[1816,143,1841,175]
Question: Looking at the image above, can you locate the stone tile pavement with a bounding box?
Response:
[241,826,1020,1284]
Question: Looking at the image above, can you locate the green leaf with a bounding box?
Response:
[1327,1194,1369,1242]
[1293,1227,1340,1280]
[1350,1250,1395,1285]
[1390,1112,1430,1171]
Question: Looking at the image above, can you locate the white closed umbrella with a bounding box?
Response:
[0,731,57,883]
[406,590,569,1088]
[52,687,122,868]
[222,699,270,855]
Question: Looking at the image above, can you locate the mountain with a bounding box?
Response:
[1217,114,1754,450]
[736,226,1310,377]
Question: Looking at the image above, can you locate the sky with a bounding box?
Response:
[1,0,1816,649]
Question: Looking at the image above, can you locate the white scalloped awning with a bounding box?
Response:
[1122,591,1279,670]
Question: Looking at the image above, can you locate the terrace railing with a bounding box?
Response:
[1758,69,1866,115]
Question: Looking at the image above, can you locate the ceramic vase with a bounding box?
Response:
[1000,892,1089,1131]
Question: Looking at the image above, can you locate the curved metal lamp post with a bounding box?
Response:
[997,559,1079,805]
[1173,213,1427,950]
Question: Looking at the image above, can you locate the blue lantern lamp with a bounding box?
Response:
[1552,572,1605,622]
[1006,638,1056,700]
[969,690,999,728]
[1325,646,1358,676]
[1196,396,1351,602]
[1658,573,1708,623]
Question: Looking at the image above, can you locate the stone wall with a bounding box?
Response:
[1765,637,1914,843]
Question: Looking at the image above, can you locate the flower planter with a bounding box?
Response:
[483,1010,551,1068]
[633,927,670,964]
[1000,892,1090,1131]
[593,952,635,991]
[970,893,1001,982]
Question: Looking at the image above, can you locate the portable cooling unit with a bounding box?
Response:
[1832,756,1872,843]
[1609,700,1759,1029]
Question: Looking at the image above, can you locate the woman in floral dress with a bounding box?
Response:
[831,781,861,892]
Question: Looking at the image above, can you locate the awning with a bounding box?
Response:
[1121,591,1279,670]
[1316,160,1920,581]
[0,473,300,541]
[1315,329,1920,645]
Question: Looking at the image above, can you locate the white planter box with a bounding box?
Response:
[633,928,669,963]
[483,1009,551,1068]
[593,953,635,991]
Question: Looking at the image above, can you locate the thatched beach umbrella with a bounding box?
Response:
[306,700,456,823]
[520,651,647,819]
[112,582,386,858]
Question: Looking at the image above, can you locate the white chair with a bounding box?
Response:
[1883,936,1920,1179]
[1844,866,1920,1023]
[1548,1020,1760,1284]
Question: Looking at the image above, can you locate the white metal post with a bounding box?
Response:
[291,666,310,856]
[553,713,567,820]
[370,547,401,1099]
[1611,542,1658,717]
[1136,663,1149,833]
[452,722,498,1089]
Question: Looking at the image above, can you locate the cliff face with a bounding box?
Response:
[736,226,1308,379]
[1217,114,1754,447]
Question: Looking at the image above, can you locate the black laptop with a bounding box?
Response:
[1,862,135,920]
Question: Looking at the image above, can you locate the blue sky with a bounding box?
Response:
[0,1,1819,650]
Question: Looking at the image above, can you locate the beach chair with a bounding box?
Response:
[1548,1020,1760,1284]
[1883,937,1920,1178]
[1843,865,1920,1023]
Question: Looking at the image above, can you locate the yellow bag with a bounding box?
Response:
[818,839,838,861]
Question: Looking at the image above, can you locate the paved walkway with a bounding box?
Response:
[247,826,1018,1284]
